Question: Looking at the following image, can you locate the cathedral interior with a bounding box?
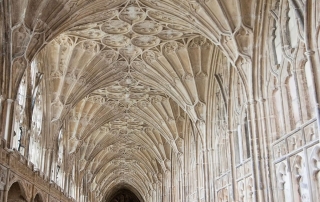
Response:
[1,0,320,201]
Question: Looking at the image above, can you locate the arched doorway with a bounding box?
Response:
[34,193,43,202]
[107,189,141,202]
[7,182,27,202]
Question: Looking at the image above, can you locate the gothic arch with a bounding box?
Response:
[7,181,28,202]
[33,193,44,202]
[104,183,144,202]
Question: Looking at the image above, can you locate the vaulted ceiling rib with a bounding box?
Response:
[15,0,255,200]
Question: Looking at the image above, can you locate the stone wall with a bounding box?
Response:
[0,143,74,202]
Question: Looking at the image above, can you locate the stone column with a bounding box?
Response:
[163,170,171,202]
[304,0,320,139]
[3,168,10,202]
[3,99,14,148]
[48,149,55,182]
[258,97,274,202]
[202,146,210,202]
[228,130,236,202]
[3,190,7,202]
[247,100,265,202]
[1,0,13,150]
[0,95,5,125]
[65,174,69,197]
[171,153,178,202]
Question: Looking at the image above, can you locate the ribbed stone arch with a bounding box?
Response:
[104,184,144,202]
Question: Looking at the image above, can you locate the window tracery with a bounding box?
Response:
[276,162,292,202]
[13,74,27,155]
[291,155,310,201]
[29,60,44,169]
[287,2,300,48]
[56,128,64,187]
[309,147,320,201]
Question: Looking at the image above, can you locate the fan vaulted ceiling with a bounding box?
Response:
[11,0,255,200]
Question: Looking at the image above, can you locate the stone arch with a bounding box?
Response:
[7,181,28,202]
[104,183,144,202]
[309,146,320,201]
[33,193,44,202]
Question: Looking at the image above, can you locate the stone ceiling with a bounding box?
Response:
[13,0,255,199]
